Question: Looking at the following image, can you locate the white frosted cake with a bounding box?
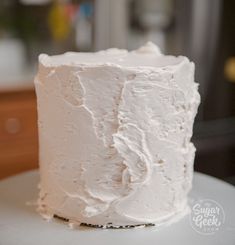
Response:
[35,42,200,228]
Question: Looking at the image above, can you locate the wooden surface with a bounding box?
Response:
[0,90,38,180]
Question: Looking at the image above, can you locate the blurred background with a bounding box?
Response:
[0,0,234,184]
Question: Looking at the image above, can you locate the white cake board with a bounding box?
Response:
[0,170,235,245]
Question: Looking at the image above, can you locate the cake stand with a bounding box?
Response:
[0,170,235,245]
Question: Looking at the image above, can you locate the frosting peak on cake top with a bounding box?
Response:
[133,41,162,54]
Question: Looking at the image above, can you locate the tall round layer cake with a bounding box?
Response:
[35,42,200,228]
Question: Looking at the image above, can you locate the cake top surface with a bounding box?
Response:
[39,42,189,68]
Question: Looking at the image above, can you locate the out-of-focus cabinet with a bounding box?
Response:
[0,90,38,179]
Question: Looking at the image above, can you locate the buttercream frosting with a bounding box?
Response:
[35,42,200,227]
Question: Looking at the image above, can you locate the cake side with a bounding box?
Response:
[35,43,200,227]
